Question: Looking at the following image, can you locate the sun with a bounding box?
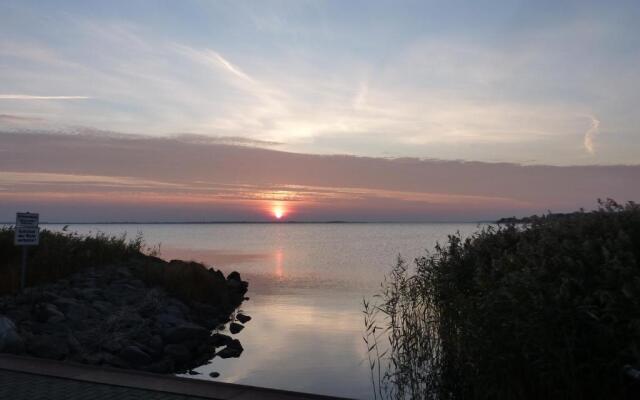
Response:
[273,206,284,219]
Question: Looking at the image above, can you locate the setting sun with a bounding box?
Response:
[273,206,285,220]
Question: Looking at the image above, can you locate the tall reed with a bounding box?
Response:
[365,200,640,399]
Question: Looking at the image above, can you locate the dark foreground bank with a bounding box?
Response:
[0,228,249,374]
[366,200,640,400]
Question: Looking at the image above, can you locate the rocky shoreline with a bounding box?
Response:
[0,261,249,375]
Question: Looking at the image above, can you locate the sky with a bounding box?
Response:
[1,0,639,221]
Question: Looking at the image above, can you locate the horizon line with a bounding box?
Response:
[1,220,494,225]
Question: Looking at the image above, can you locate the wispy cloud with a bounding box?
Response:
[0,94,91,100]
[210,51,255,84]
[0,114,43,123]
[1,4,639,164]
[583,116,600,155]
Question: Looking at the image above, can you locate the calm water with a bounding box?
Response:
[43,223,484,399]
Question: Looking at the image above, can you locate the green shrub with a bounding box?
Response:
[365,200,640,400]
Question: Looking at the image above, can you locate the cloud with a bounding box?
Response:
[210,51,255,84]
[0,130,638,222]
[0,95,91,100]
[0,114,43,123]
[1,10,638,164]
[172,133,282,147]
[583,116,600,155]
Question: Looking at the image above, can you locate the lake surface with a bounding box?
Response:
[42,223,484,399]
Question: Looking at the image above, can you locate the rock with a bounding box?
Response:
[229,322,244,334]
[91,300,114,314]
[82,352,107,365]
[114,312,144,329]
[0,258,248,374]
[236,313,251,324]
[209,269,225,282]
[53,297,80,311]
[110,282,139,292]
[77,288,102,301]
[166,298,190,315]
[39,291,60,303]
[48,314,66,324]
[208,333,233,347]
[216,339,243,359]
[66,303,94,322]
[5,308,30,324]
[202,318,221,331]
[209,371,220,378]
[164,344,191,365]
[101,339,123,354]
[119,345,152,366]
[103,353,130,369]
[165,305,185,318]
[115,268,133,279]
[187,370,200,375]
[33,321,70,336]
[163,323,209,344]
[0,316,24,354]
[147,335,164,355]
[227,271,241,282]
[67,332,83,354]
[142,357,174,374]
[34,303,65,323]
[27,335,69,360]
[127,279,145,288]
[155,312,186,328]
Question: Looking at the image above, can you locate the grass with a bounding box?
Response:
[0,227,146,294]
[364,199,640,400]
[0,227,245,311]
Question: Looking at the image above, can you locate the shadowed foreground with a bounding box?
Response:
[0,354,352,400]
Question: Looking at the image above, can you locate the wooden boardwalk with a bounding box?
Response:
[0,354,354,400]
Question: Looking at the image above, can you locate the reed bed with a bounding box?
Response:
[365,200,640,399]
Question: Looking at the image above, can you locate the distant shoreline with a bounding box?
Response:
[1,220,493,225]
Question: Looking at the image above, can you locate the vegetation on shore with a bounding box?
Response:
[0,227,249,372]
[0,228,146,294]
[365,200,640,399]
[0,228,246,310]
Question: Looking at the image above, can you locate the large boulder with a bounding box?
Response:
[236,313,251,324]
[119,345,152,366]
[163,344,191,365]
[53,297,80,311]
[216,339,243,359]
[229,322,244,334]
[27,334,69,360]
[162,323,209,344]
[34,303,65,323]
[208,333,233,348]
[155,312,186,329]
[0,316,24,354]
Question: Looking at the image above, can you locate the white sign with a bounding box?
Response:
[15,212,39,246]
[16,212,39,227]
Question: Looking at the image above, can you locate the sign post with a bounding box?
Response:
[14,212,39,291]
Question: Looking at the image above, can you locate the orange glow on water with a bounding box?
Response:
[274,248,284,278]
